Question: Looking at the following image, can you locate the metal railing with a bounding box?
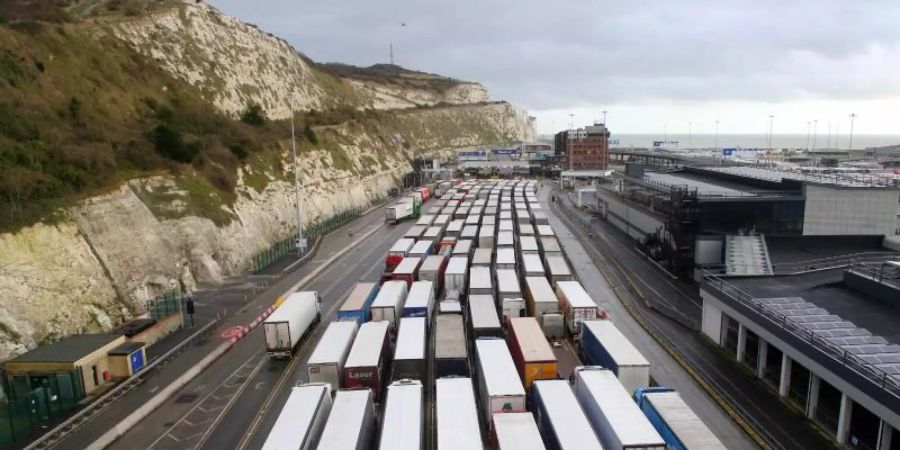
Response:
[702,271,900,399]
[770,251,898,275]
[24,319,219,450]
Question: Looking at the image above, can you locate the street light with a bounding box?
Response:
[286,96,306,254]
[806,121,811,151]
[767,115,774,150]
[848,113,857,150]
[714,120,720,149]
[812,119,818,151]
[602,110,607,125]
[569,113,575,130]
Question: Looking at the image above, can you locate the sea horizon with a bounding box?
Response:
[604,133,900,150]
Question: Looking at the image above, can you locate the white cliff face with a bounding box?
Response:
[348,79,491,110]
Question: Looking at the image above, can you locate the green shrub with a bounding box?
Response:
[240,102,267,126]
[303,124,317,144]
[152,124,197,163]
[229,143,249,159]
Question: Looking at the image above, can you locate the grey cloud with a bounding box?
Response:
[210,0,900,111]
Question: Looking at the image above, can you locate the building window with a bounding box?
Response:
[763,345,783,388]
[815,378,842,435]
[743,330,760,373]
[721,313,739,356]
[788,362,811,410]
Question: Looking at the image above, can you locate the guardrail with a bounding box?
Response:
[771,252,898,275]
[25,319,220,450]
[702,271,900,399]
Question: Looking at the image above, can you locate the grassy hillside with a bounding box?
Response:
[319,63,471,93]
[0,13,293,231]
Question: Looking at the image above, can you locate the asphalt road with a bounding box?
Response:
[547,183,835,450]
[97,201,415,450]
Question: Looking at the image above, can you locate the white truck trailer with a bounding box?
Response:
[263,291,321,358]
[262,383,332,450]
[306,321,358,388]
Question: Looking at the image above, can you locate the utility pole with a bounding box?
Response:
[806,121,811,151]
[602,110,607,125]
[812,120,818,151]
[389,42,394,65]
[848,113,857,150]
[714,120,720,149]
[287,96,306,255]
[767,115,774,150]
[568,113,575,130]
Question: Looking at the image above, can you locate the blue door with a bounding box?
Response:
[130,350,145,373]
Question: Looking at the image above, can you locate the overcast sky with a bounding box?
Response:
[210,0,900,135]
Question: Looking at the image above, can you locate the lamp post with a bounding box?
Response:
[602,110,607,125]
[767,115,774,150]
[714,120,719,149]
[812,120,818,151]
[286,96,306,254]
[848,113,857,150]
[806,121,811,151]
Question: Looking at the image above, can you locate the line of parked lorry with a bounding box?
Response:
[262,179,724,450]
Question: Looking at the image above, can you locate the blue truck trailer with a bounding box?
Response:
[633,387,724,450]
[337,282,380,324]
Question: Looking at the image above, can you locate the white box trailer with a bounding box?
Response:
[419,255,447,296]
[416,214,435,227]
[307,321,359,389]
[264,291,321,358]
[580,320,651,393]
[536,224,555,237]
[518,235,539,254]
[478,225,496,248]
[555,281,600,336]
[482,214,496,225]
[262,383,332,450]
[475,339,527,427]
[464,214,480,226]
[546,255,574,284]
[378,379,424,450]
[468,265,494,297]
[402,281,434,319]
[452,239,474,261]
[523,277,564,339]
[460,225,479,241]
[498,220,515,232]
[468,294,503,338]
[496,247,516,271]
[521,253,546,279]
[370,281,409,330]
[518,223,536,236]
[386,199,414,224]
[408,240,434,259]
[497,230,515,248]
[393,317,427,381]
[445,219,464,237]
[435,377,483,450]
[317,388,376,450]
[515,209,531,226]
[443,256,469,296]
[573,367,665,450]
[539,236,562,256]
[433,214,450,227]
[404,225,426,239]
[531,379,604,450]
[472,247,492,267]
[496,268,522,313]
[531,210,550,225]
[492,412,545,450]
[422,226,442,242]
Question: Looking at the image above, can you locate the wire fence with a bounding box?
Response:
[146,289,183,321]
[1,371,84,448]
[250,206,364,273]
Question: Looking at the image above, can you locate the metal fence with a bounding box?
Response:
[146,289,183,321]
[1,371,84,448]
[251,206,364,273]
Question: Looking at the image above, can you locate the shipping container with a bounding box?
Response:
[507,317,557,388]
[408,240,434,259]
[496,247,517,271]
[530,379,604,450]
[402,281,434,319]
[443,256,469,297]
[518,235,539,254]
[478,225,496,248]
[453,206,470,220]
[264,291,321,358]
[497,230,515,248]
[471,247,493,267]
[523,276,558,318]
[521,253,546,280]
[499,210,512,220]
[418,255,447,296]
[515,208,531,227]
[343,321,391,400]
[435,377,483,450]
[416,214,435,227]
[451,239,474,262]
[468,266,494,298]
[469,294,503,338]
[422,226,443,242]
[556,281,600,336]
[391,256,422,288]
[434,314,469,378]
[496,269,522,309]
[491,412,545,450]
[386,238,415,271]
[393,317,427,381]
[338,282,380,325]
[482,214,497,226]
[475,339,527,427]
[404,225,426,240]
[536,224,555,237]
[263,383,332,450]
[546,256,574,284]
[634,387,724,450]
[317,388,376,450]
[370,281,409,330]
[461,225,479,241]
[307,321,358,389]
[573,367,665,450]
[580,320,650,393]
[379,380,424,450]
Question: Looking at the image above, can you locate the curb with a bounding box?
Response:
[87,222,385,449]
